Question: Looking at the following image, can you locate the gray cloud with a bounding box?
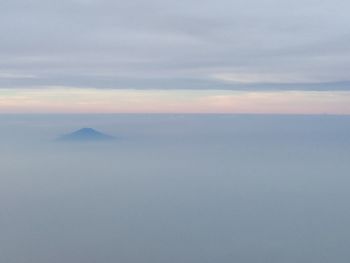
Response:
[1,0,350,90]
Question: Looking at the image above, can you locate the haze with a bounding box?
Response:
[1,114,350,263]
[1,0,350,262]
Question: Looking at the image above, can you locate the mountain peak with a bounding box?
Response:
[76,127,101,134]
[58,128,114,142]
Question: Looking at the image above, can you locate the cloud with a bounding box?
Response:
[1,0,350,90]
[0,72,37,79]
[1,87,350,114]
[211,72,321,84]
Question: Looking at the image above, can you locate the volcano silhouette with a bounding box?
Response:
[58,128,114,142]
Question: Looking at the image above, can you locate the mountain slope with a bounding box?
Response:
[58,128,114,142]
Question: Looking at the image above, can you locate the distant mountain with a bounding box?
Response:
[58,128,114,142]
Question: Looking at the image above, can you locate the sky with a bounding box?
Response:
[1,0,350,113]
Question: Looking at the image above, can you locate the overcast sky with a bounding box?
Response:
[1,0,350,91]
[1,0,350,113]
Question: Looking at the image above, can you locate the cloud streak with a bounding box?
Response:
[1,88,350,114]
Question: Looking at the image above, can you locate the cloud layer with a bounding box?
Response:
[1,88,350,114]
[1,0,350,90]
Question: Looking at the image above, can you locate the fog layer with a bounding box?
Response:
[1,114,350,263]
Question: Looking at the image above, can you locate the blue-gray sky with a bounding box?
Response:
[1,0,350,90]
